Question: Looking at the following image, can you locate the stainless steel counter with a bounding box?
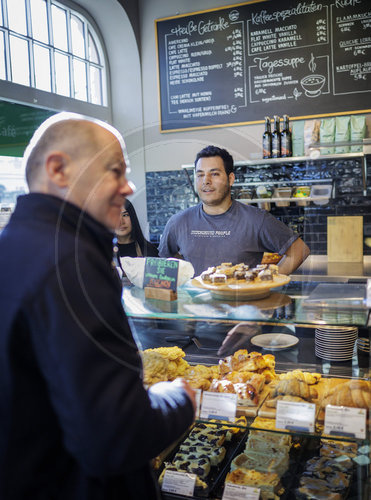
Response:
[291,255,371,282]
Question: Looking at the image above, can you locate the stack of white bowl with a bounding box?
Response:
[357,337,370,354]
[315,327,358,361]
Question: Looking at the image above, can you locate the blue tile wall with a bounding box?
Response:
[146,170,198,244]
[146,157,371,255]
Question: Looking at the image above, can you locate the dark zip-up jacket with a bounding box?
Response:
[0,193,194,499]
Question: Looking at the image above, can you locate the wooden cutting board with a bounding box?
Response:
[327,216,363,262]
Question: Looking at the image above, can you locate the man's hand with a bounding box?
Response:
[217,323,262,357]
[171,378,197,414]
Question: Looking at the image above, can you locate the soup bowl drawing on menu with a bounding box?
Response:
[300,74,326,97]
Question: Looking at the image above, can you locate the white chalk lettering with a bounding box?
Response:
[251,2,323,25]
[254,56,305,74]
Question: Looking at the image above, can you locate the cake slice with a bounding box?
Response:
[226,468,283,500]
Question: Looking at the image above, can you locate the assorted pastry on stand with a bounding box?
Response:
[199,262,280,285]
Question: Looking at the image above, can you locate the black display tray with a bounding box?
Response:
[159,423,248,499]
[158,414,369,499]
[289,437,369,500]
[213,430,305,499]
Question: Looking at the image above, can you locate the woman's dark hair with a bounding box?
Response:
[194,145,234,176]
[123,199,157,256]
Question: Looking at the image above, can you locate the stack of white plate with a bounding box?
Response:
[357,337,370,353]
[315,327,358,361]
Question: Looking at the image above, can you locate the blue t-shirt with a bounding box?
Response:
[158,201,298,276]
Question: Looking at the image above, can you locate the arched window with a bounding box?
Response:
[0,0,110,222]
[0,0,107,106]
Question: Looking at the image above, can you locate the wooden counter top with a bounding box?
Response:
[291,256,371,282]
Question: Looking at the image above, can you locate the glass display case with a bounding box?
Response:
[123,278,371,499]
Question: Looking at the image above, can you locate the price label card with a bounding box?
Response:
[161,470,196,496]
[200,391,237,422]
[143,257,179,291]
[223,483,260,500]
[325,405,366,439]
[276,400,316,433]
[195,389,202,418]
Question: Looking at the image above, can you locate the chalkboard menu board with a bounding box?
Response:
[156,0,371,132]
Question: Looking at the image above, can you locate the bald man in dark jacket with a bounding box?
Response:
[0,113,195,499]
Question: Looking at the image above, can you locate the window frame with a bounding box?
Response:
[0,0,111,122]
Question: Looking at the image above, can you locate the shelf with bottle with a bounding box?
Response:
[181,150,368,200]
[232,151,365,167]
[181,151,366,171]
[180,152,366,173]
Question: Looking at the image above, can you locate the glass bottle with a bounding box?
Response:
[271,115,281,158]
[281,114,292,157]
[262,116,272,159]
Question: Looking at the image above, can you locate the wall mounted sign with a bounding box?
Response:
[0,100,54,157]
[155,0,371,131]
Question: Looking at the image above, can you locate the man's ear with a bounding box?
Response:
[45,152,70,188]
[229,172,235,186]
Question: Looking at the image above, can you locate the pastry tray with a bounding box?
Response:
[161,419,366,499]
[214,431,307,499]
[287,437,356,500]
[258,375,364,422]
[214,432,360,500]
[158,423,249,498]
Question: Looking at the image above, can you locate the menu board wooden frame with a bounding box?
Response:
[155,0,371,132]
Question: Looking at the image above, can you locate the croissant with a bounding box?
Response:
[279,370,321,385]
[258,368,277,383]
[321,380,370,409]
[271,378,318,401]
[219,349,275,376]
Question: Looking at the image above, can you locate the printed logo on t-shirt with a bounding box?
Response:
[191,230,231,238]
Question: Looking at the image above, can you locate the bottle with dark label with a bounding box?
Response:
[281,114,292,157]
[262,116,272,159]
[271,115,281,158]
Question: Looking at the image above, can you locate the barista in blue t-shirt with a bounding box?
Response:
[159,145,310,277]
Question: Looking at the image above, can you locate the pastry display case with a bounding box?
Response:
[122,278,371,499]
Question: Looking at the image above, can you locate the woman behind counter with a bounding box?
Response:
[116,199,158,258]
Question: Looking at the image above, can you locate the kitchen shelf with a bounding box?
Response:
[181,151,368,197]
[234,151,364,166]
[233,178,331,187]
[239,196,330,205]
[181,152,365,170]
